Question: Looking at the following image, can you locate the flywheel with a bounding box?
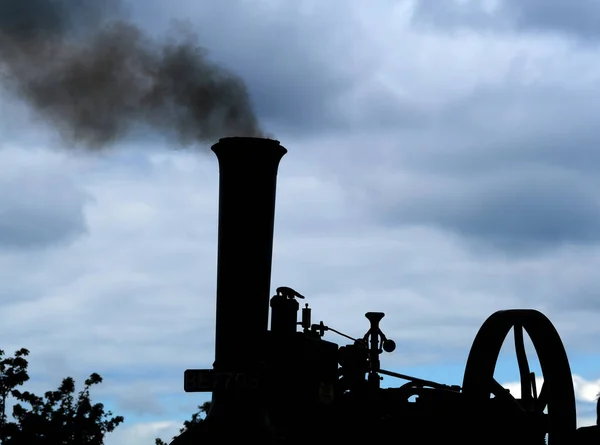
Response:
[462,309,576,445]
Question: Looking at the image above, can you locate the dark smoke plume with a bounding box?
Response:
[0,0,266,149]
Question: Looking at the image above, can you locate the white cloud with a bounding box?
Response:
[502,375,600,403]
[574,376,600,403]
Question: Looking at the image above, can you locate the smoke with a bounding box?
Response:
[0,0,266,149]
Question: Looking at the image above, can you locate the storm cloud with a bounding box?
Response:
[1,2,600,443]
[413,0,600,41]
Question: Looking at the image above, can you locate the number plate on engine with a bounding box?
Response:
[184,369,214,392]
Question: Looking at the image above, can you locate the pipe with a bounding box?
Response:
[203,136,287,442]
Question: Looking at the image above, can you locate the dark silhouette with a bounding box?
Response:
[197,137,285,443]
[574,394,600,444]
[0,348,123,444]
[180,136,580,445]
[463,311,576,443]
[275,286,305,300]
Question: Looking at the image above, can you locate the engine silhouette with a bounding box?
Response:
[178,137,580,445]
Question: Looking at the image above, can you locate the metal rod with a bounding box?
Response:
[326,326,359,343]
[379,369,457,390]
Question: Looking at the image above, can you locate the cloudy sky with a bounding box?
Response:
[1,0,600,443]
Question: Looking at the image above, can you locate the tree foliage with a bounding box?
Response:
[0,348,124,445]
[0,348,29,435]
[155,401,211,445]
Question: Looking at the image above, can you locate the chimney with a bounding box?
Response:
[202,137,287,442]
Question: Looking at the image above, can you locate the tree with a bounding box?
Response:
[0,348,29,438]
[0,348,124,445]
[155,401,211,445]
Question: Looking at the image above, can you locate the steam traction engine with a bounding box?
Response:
[180,137,577,445]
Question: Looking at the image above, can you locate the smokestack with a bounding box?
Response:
[203,137,286,441]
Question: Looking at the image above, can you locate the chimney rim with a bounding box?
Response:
[215,136,281,145]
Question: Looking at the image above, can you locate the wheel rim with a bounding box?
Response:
[462,309,576,445]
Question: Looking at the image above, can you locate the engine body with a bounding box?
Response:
[260,292,547,445]
[178,137,577,445]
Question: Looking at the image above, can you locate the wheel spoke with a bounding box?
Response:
[535,382,548,412]
[530,372,538,399]
[514,323,533,408]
